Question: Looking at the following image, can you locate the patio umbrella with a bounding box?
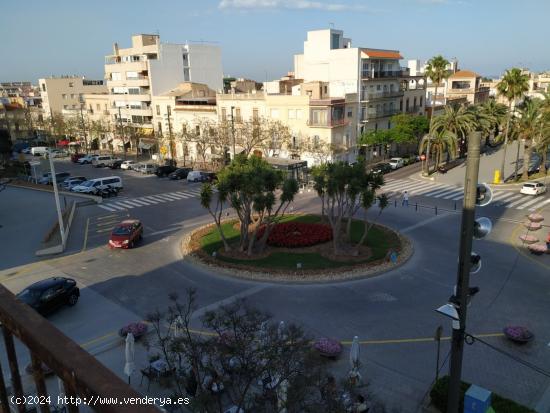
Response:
[277,378,289,413]
[173,316,184,338]
[124,332,136,384]
[349,336,361,383]
[278,321,286,341]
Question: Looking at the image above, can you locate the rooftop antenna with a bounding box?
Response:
[329,22,334,28]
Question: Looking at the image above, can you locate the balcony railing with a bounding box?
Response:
[360,90,404,101]
[361,108,401,121]
[0,284,159,413]
[307,119,347,128]
[361,70,403,79]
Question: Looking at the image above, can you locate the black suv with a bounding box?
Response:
[371,163,392,175]
[155,165,178,177]
[169,167,192,180]
[17,277,80,315]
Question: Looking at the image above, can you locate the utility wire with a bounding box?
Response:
[465,333,550,378]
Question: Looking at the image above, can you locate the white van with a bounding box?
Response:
[92,155,114,168]
[71,176,123,194]
[389,157,404,170]
[31,146,49,156]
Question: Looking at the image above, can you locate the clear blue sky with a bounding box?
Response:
[1,0,549,83]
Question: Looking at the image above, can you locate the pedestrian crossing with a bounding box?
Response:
[96,187,205,212]
[381,179,550,211]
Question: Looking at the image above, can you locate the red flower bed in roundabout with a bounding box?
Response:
[257,222,333,248]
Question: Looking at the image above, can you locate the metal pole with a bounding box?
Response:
[48,149,66,246]
[118,106,125,159]
[514,139,521,181]
[79,105,88,154]
[446,131,481,413]
[231,106,236,159]
[167,109,174,160]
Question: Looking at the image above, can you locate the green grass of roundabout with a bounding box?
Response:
[196,214,402,271]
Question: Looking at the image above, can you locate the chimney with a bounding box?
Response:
[113,42,119,55]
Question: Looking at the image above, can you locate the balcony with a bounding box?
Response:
[110,106,152,117]
[109,93,151,102]
[104,61,148,73]
[361,70,404,79]
[360,90,404,101]
[107,77,149,88]
[361,108,401,121]
[0,284,158,413]
[307,118,347,128]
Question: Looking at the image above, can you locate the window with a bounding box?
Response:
[288,109,296,119]
[413,97,417,107]
[62,94,67,99]
[406,98,409,111]
[270,108,279,119]
[182,54,188,64]
[400,99,403,111]
[156,105,160,115]
[331,33,340,49]
[236,108,242,122]
[70,94,75,99]
[296,109,303,119]
[126,71,138,79]
[311,109,327,125]
[221,107,227,121]
[195,125,200,135]
[324,86,328,94]
[113,87,127,94]
[347,110,352,118]
[253,108,259,121]
[157,122,162,133]
[167,105,171,116]
[41,84,46,92]
[388,120,391,129]
[111,72,122,81]
[63,105,68,110]
[89,104,93,111]
[128,87,140,95]
[69,82,73,87]
[96,104,100,110]
[72,104,76,109]
[420,96,423,107]
[199,90,205,97]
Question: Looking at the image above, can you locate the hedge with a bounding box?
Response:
[430,376,535,413]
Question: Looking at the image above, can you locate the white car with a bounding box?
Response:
[520,182,546,196]
[389,157,404,169]
[77,155,97,164]
[140,164,157,174]
[120,160,137,170]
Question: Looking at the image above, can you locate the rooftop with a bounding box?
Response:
[449,70,480,79]
[361,48,403,59]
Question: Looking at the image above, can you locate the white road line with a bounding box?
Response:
[414,184,450,195]
[156,194,180,201]
[191,285,268,320]
[98,204,117,212]
[185,189,202,195]
[450,193,464,201]
[401,182,436,193]
[401,213,450,233]
[164,193,187,199]
[499,194,523,205]
[407,182,441,193]
[516,196,544,210]
[441,189,464,199]
[529,198,550,211]
[113,201,135,209]
[432,188,462,198]
[122,199,147,207]
[507,196,532,208]
[144,195,167,202]
[133,198,156,205]
[492,192,517,201]
[149,227,181,236]
[382,181,409,190]
[174,192,191,198]
[422,186,454,197]
[105,203,127,211]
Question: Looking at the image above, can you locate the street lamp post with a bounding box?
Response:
[230,106,236,159]
[47,149,66,246]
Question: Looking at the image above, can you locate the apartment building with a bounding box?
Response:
[104,34,223,133]
[151,82,218,160]
[445,70,489,105]
[38,76,106,116]
[294,28,422,138]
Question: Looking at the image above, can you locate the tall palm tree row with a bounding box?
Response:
[538,92,550,174]
[478,99,508,146]
[423,55,451,174]
[515,98,543,180]
[419,128,457,170]
[431,104,476,157]
[496,68,530,182]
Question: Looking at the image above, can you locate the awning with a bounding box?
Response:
[139,139,156,150]
[57,140,70,147]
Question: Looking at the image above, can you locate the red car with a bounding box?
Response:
[108,219,143,249]
[71,153,85,163]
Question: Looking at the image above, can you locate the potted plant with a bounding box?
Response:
[503,326,534,343]
[313,338,343,358]
[119,321,148,340]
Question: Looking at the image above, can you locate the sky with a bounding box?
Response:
[1,0,550,83]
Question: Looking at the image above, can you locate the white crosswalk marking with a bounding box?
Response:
[107,203,127,211]
[529,198,550,211]
[516,196,544,210]
[507,197,534,208]
[423,187,456,197]
[442,190,464,199]
[164,193,187,199]
[133,198,155,205]
[124,199,149,207]
[433,188,462,198]
[174,192,191,198]
[113,201,135,209]
[144,195,167,202]
[156,193,181,201]
[98,204,117,212]
[97,188,206,211]
[492,191,516,201]
[500,194,524,206]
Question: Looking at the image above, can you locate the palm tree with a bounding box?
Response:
[432,104,476,157]
[536,92,550,174]
[424,55,451,174]
[419,128,457,170]
[479,99,508,146]
[515,98,542,180]
[496,68,529,181]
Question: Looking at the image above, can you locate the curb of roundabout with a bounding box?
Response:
[180,220,415,284]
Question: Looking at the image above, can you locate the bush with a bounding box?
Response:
[313,337,342,357]
[257,222,332,248]
[119,322,148,338]
[430,376,535,413]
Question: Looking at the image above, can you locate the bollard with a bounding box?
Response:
[435,206,438,215]
[454,201,457,210]
[415,202,418,211]
[394,199,397,208]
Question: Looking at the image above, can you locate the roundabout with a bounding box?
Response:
[182,214,413,282]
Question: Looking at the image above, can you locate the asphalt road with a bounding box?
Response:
[2,156,550,411]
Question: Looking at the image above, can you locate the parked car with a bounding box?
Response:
[140,163,157,174]
[71,176,123,194]
[38,172,71,185]
[92,155,114,168]
[31,146,49,156]
[108,219,143,249]
[370,163,392,175]
[77,154,97,164]
[45,149,68,158]
[155,164,178,177]
[16,277,79,315]
[71,153,85,163]
[110,159,124,169]
[389,157,404,170]
[120,160,137,170]
[520,182,547,196]
[169,167,193,180]
[61,176,87,190]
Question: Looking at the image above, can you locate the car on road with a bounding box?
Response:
[139,163,157,174]
[77,154,97,164]
[120,160,137,170]
[109,219,143,249]
[155,164,178,177]
[92,155,115,168]
[61,176,87,190]
[389,157,404,170]
[110,159,124,169]
[71,153,85,163]
[71,176,123,194]
[44,149,68,158]
[38,172,71,185]
[169,167,193,180]
[31,146,49,156]
[16,277,79,315]
[370,163,392,175]
[187,170,210,182]
[520,182,546,196]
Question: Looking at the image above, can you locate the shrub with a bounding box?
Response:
[313,338,343,357]
[257,222,332,248]
[430,376,535,413]
[119,322,148,338]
